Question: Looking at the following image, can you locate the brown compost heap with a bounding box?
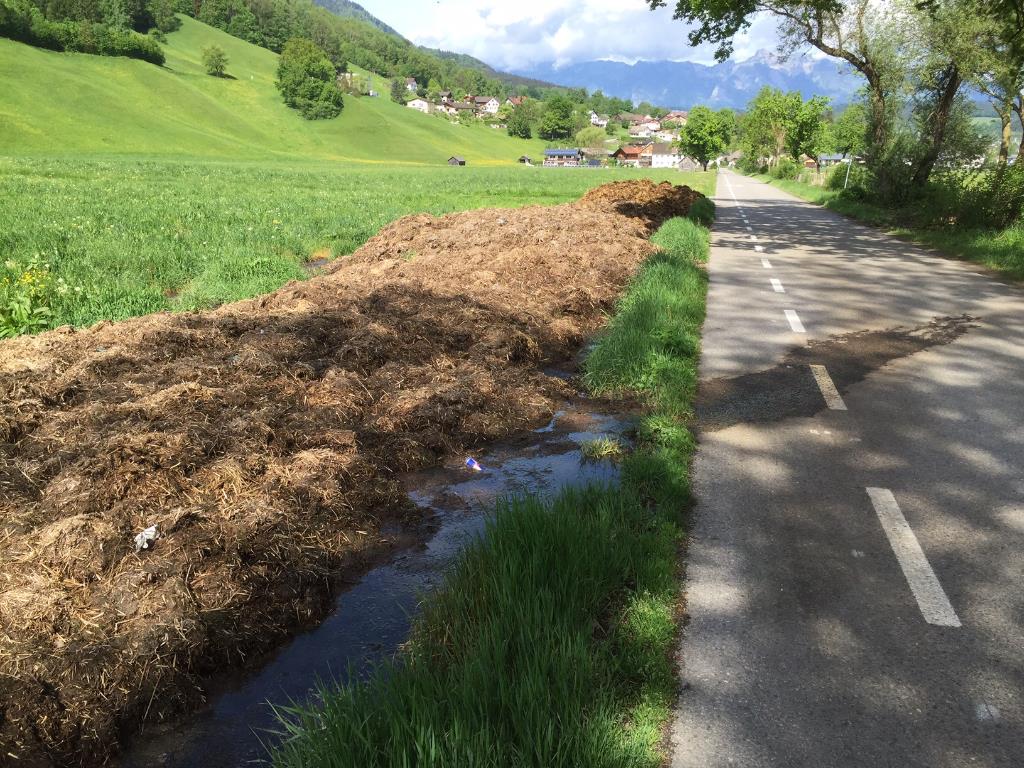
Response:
[0,180,704,766]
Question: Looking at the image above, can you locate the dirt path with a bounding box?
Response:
[0,180,703,767]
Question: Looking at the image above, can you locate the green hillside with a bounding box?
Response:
[0,15,547,164]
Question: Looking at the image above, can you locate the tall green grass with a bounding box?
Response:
[270,208,713,768]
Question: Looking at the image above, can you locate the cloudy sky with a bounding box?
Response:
[355,0,784,70]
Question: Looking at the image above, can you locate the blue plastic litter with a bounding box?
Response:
[465,457,483,472]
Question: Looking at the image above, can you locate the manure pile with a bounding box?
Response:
[0,180,703,766]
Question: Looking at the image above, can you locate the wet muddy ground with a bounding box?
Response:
[118,403,635,768]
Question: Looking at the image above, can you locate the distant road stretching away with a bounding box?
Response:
[672,170,1024,767]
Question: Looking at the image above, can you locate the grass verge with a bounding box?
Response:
[269,211,712,768]
[750,173,1024,281]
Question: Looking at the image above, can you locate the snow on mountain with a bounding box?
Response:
[513,52,862,109]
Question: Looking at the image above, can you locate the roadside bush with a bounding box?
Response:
[979,163,1024,228]
[770,157,801,180]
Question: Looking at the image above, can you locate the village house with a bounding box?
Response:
[589,111,609,127]
[473,96,501,115]
[439,90,453,104]
[664,110,689,124]
[628,124,654,139]
[406,98,432,114]
[651,142,681,168]
[405,77,418,93]
[543,148,585,167]
[446,102,476,117]
[506,96,525,107]
[817,153,848,168]
[644,118,662,132]
[611,143,653,168]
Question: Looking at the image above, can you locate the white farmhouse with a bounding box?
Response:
[407,98,432,114]
[474,96,501,114]
[589,111,609,127]
[651,142,681,168]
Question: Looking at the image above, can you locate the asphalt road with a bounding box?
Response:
[670,170,1024,767]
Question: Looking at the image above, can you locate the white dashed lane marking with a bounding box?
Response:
[809,364,847,410]
[784,309,806,333]
[761,258,772,268]
[770,278,785,293]
[755,245,765,253]
[866,488,962,628]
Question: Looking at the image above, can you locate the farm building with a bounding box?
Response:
[651,143,681,168]
[406,98,432,114]
[818,153,848,168]
[447,102,476,116]
[543,148,585,167]
[518,155,533,165]
[611,143,653,168]
[448,156,466,166]
[473,96,501,115]
[405,77,418,92]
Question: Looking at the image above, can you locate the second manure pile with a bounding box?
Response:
[0,180,704,766]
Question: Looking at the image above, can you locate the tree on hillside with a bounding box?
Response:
[538,95,576,140]
[507,106,533,139]
[680,106,730,171]
[202,45,229,77]
[390,77,406,103]
[276,37,344,120]
[575,126,607,153]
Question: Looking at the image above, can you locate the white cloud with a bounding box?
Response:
[357,0,789,70]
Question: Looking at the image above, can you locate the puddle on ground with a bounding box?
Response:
[119,403,633,768]
[697,315,975,432]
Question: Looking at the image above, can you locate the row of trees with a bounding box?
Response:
[652,0,1024,205]
[0,0,169,62]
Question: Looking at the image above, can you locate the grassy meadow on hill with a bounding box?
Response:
[0,15,549,164]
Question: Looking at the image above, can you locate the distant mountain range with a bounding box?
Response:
[512,51,863,110]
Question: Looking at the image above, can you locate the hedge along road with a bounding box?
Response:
[671,169,1024,767]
